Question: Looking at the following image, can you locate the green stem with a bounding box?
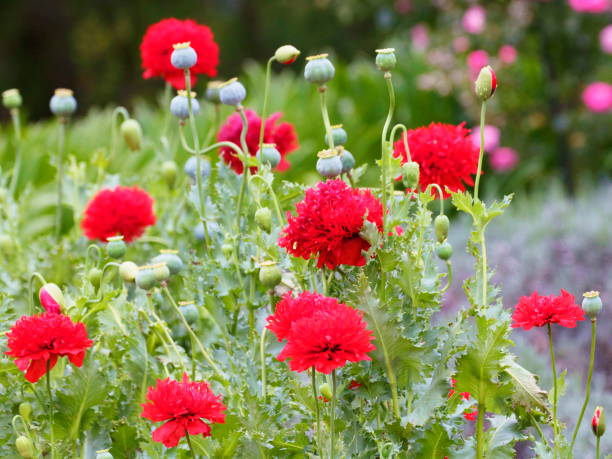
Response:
[473,102,487,202]
[148,297,189,375]
[185,431,197,458]
[55,120,66,241]
[440,261,453,293]
[9,108,22,197]
[528,412,550,450]
[388,123,411,162]
[46,362,55,459]
[318,86,335,149]
[330,370,337,459]
[109,106,130,163]
[381,73,396,233]
[249,174,285,226]
[258,57,275,154]
[235,106,251,230]
[476,403,485,459]
[480,229,488,309]
[28,272,47,313]
[311,368,322,457]
[570,319,597,452]
[260,327,268,400]
[426,184,445,215]
[596,436,601,459]
[548,323,559,459]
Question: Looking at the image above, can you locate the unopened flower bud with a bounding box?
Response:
[120,119,142,151]
[16,436,34,458]
[434,215,450,243]
[592,406,606,437]
[221,243,233,257]
[259,261,282,288]
[162,160,178,187]
[3,88,22,109]
[184,156,211,182]
[87,267,102,289]
[402,161,420,189]
[219,78,246,106]
[436,241,453,260]
[171,42,197,70]
[375,48,397,72]
[255,207,272,233]
[0,234,14,254]
[135,267,156,290]
[257,143,281,168]
[274,45,301,64]
[338,146,355,173]
[19,402,32,422]
[170,90,200,120]
[152,250,184,275]
[582,291,603,319]
[205,81,223,104]
[151,262,170,281]
[49,88,77,117]
[106,235,126,259]
[119,261,139,283]
[475,66,497,101]
[304,54,335,85]
[326,124,348,147]
[39,283,64,314]
[316,149,343,178]
[319,382,333,400]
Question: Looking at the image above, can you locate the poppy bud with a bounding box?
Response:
[592,406,606,437]
[205,81,223,104]
[338,146,355,173]
[135,267,156,290]
[106,235,126,259]
[184,156,211,181]
[475,66,497,101]
[119,261,139,283]
[326,124,348,147]
[161,160,178,187]
[319,382,333,400]
[16,436,34,458]
[120,119,142,151]
[179,302,199,324]
[259,261,282,288]
[3,88,22,109]
[95,451,114,459]
[221,243,233,257]
[49,88,77,117]
[304,54,335,85]
[170,42,197,70]
[152,250,184,275]
[402,161,420,189]
[0,187,7,203]
[274,45,301,64]
[151,262,170,282]
[375,48,397,72]
[255,207,272,233]
[316,149,343,178]
[582,291,603,319]
[19,402,32,422]
[257,143,282,168]
[434,215,450,243]
[0,234,14,254]
[436,241,453,260]
[87,267,102,289]
[219,78,247,106]
[39,283,64,314]
[170,91,200,120]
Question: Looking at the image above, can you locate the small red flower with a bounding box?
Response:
[141,373,226,448]
[5,313,93,383]
[393,123,480,197]
[511,289,585,330]
[278,179,383,270]
[140,18,219,89]
[448,378,471,400]
[463,410,478,422]
[81,186,156,242]
[217,109,298,174]
[348,380,363,390]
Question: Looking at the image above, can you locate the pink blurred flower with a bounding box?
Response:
[453,36,470,53]
[394,0,412,14]
[462,6,486,35]
[467,50,489,79]
[600,25,612,54]
[490,147,519,172]
[568,0,610,13]
[499,45,518,64]
[411,24,429,51]
[582,82,612,113]
[471,125,501,152]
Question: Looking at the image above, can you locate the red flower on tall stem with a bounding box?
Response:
[5,313,93,383]
[278,179,383,270]
[141,373,226,448]
[140,18,219,89]
[217,109,298,174]
[393,122,480,197]
[511,289,585,330]
[81,186,156,242]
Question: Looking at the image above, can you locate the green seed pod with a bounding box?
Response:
[274,45,301,65]
[49,88,77,117]
[375,48,397,72]
[319,382,333,400]
[436,242,453,261]
[592,406,606,437]
[326,124,348,147]
[2,88,22,109]
[316,149,343,178]
[259,261,282,288]
[255,207,272,233]
[434,215,450,243]
[119,261,139,283]
[152,263,170,282]
[106,236,126,259]
[135,268,156,290]
[402,161,420,189]
[87,267,102,289]
[475,65,497,101]
[205,81,223,104]
[152,251,184,275]
[338,147,355,173]
[304,54,335,85]
[256,143,281,168]
[19,402,32,423]
[16,436,34,458]
[162,160,178,188]
[582,291,603,319]
[221,243,233,257]
[120,119,143,151]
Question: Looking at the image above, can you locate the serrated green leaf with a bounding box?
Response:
[486,415,526,459]
[502,355,549,413]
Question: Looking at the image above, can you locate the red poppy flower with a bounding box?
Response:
[81,186,156,242]
[348,380,363,390]
[393,123,480,198]
[448,378,471,400]
[217,109,298,174]
[511,289,585,331]
[141,373,226,448]
[278,179,383,270]
[276,299,376,374]
[463,410,478,422]
[140,18,219,89]
[5,313,93,383]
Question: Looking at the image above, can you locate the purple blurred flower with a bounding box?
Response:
[568,0,610,13]
[411,24,429,51]
[490,147,519,172]
[499,45,518,64]
[600,25,612,54]
[582,82,612,113]
[462,5,487,34]
[467,50,489,79]
[471,125,501,152]
[394,0,412,14]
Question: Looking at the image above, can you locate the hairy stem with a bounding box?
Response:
[318,86,334,149]
[331,370,337,459]
[235,106,250,231]
[9,108,22,197]
[46,362,55,459]
[258,57,275,154]
[311,368,322,456]
[548,323,559,459]
[473,102,487,202]
[476,403,485,459]
[55,120,66,241]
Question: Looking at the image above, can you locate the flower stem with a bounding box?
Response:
[330,370,337,459]
[476,403,485,459]
[473,101,487,203]
[318,86,335,149]
[596,436,601,459]
[235,106,251,231]
[28,272,47,314]
[258,57,275,154]
[548,323,559,459]
[479,229,488,309]
[311,368,322,456]
[528,412,550,450]
[185,431,197,458]
[109,106,130,163]
[46,362,55,459]
[381,73,395,233]
[8,108,22,197]
[55,120,66,241]
[260,327,268,400]
[570,319,597,452]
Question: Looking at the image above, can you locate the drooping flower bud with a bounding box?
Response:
[16,436,34,458]
[161,160,178,187]
[219,78,247,106]
[582,291,603,319]
[259,260,282,288]
[170,42,198,70]
[221,243,233,257]
[592,406,606,437]
[19,402,32,422]
[120,119,143,151]
[316,149,343,178]
[170,90,200,120]
[326,124,348,147]
[119,261,139,283]
[304,54,335,85]
[152,262,170,282]
[274,45,301,64]
[402,161,420,189]
[255,207,272,233]
[434,215,450,243]
[2,88,22,109]
[436,241,453,261]
[257,143,281,168]
[475,65,497,101]
[135,267,156,290]
[87,267,102,289]
[106,235,126,259]
[152,250,184,275]
[375,48,397,72]
[319,382,333,400]
[184,156,211,182]
[337,146,355,173]
[205,81,223,104]
[49,88,77,117]
[39,283,64,314]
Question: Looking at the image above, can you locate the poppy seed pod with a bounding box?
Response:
[259,260,282,288]
[2,88,22,109]
[219,78,247,106]
[375,48,397,72]
[475,65,497,101]
[326,124,348,147]
[436,241,453,260]
[120,119,143,151]
[582,291,603,319]
[170,42,198,70]
[592,406,606,437]
[106,235,127,259]
[184,156,211,181]
[255,207,272,233]
[152,250,184,275]
[434,215,450,243]
[39,283,64,314]
[119,261,139,283]
[205,81,223,104]
[16,436,34,458]
[135,267,156,290]
[152,262,170,281]
[170,90,200,120]
[257,143,282,168]
[50,88,77,117]
[161,160,178,187]
[316,149,343,178]
[402,161,420,189]
[304,54,335,85]
[274,44,301,64]
[338,146,355,173]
